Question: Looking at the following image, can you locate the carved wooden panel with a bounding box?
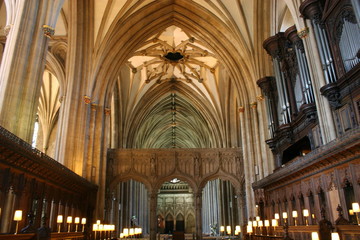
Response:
[108,148,243,191]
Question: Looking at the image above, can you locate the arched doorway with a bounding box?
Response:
[157,179,195,234]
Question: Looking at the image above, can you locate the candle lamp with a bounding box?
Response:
[271,219,278,236]
[331,232,340,240]
[74,217,80,232]
[274,213,280,220]
[93,224,99,239]
[252,220,257,234]
[235,225,241,236]
[57,215,63,233]
[67,216,72,232]
[264,220,270,236]
[303,209,309,226]
[282,212,288,224]
[81,218,86,232]
[226,225,231,235]
[256,216,260,221]
[123,228,129,238]
[352,202,360,225]
[258,221,263,235]
[246,225,253,234]
[220,225,225,235]
[292,211,298,226]
[13,210,22,235]
[311,232,319,240]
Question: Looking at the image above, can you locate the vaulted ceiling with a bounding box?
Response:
[0,0,274,151]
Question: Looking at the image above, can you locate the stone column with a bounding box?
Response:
[0,0,64,141]
[194,191,202,240]
[149,191,157,240]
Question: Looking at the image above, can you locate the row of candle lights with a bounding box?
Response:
[219,225,241,235]
[12,210,87,234]
[56,215,86,232]
[92,220,116,239]
[119,227,143,238]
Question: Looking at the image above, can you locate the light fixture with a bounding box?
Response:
[74,217,80,232]
[57,215,63,233]
[353,202,360,225]
[274,213,280,220]
[271,219,278,236]
[13,210,22,235]
[331,232,340,240]
[67,216,72,232]
[246,225,253,234]
[311,232,319,240]
[264,220,270,236]
[226,226,231,235]
[303,209,309,226]
[292,211,298,226]
[81,218,86,232]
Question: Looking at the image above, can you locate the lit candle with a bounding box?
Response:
[246,225,253,233]
[129,228,134,235]
[123,228,129,237]
[14,210,22,221]
[75,217,80,224]
[120,233,124,238]
[96,220,101,225]
[252,220,257,227]
[271,219,278,227]
[331,232,340,240]
[258,221,263,227]
[81,218,86,224]
[93,224,99,231]
[13,210,22,235]
[220,225,225,232]
[226,226,231,235]
[67,216,73,224]
[264,220,270,227]
[256,216,260,221]
[274,213,280,220]
[349,209,354,215]
[311,232,319,240]
[282,212,288,219]
[248,221,252,226]
[292,211,298,218]
[352,203,360,213]
[57,215,63,223]
[235,225,241,232]
[303,209,309,217]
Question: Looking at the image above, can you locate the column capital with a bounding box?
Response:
[42,25,55,38]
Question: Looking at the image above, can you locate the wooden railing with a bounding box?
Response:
[243,225,360,240]
[0,232,84,240]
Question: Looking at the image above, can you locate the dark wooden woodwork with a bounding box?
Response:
[0,126,97,235]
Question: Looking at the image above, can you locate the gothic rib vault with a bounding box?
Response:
[0,0,273,223]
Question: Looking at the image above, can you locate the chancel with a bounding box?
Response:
[0,0,359,240]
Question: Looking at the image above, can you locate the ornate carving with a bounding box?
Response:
[335,205,351,225]
[104,108,111,115]
[4,24,12,36]
[42,25,55,38]
[250,102,257,109]
[297,27,309,39]
[335,9,357,43]
[320,83,341,109]
[84,96,91,104]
